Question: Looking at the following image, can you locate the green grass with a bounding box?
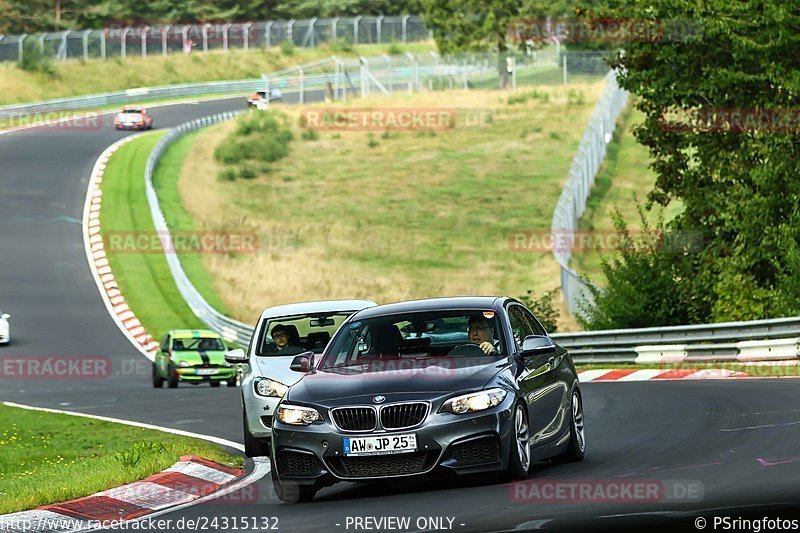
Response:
[0,404,242,514]
[573,105,684,282]
[171,83,607,330]
[100,133,208,343]
[151,131,231,314]
[0,41,436,106]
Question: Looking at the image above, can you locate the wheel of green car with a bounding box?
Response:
[227,378,237,387]
[210,380,221,388]
[151,363,164,388]
[167,365,179,388]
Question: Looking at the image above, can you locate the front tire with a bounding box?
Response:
[151,364,164,388]
[167,365,179,388]
[210,380,221,388]
[271,463,317,503]
[227,379,237,387]
[502,403,531,481]
[243,410,270,458]
[552,390,586,463]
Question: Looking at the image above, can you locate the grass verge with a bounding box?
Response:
[0,404,242,514]
[100,132,208,342]
[1,42,435,106]
[175,83,607,331]
[573,105,684,282]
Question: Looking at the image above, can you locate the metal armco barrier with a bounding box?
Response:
[144,111,256,346]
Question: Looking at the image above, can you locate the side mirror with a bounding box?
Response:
[224,348,248,364]
[290,351,315,372]
[521,335,556,356]
[0,314,9,320]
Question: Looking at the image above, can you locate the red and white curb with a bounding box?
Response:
[0,456,243,532]
[82,134,161,361]
[578,367,800,382]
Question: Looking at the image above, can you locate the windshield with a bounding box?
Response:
[320,310,506,369]
[172,337,225,351]
[256,312,353,356]
[122,109,143,114]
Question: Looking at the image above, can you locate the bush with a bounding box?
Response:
[238,162,257,180]
[330,37,354,53]
[214,110,293,180]
[567,89,586,107]
[519,290,560,333]
[301,129,319,141]
[18,41,56,75]
[280,40,295,56]
[386,39,402,56]
[217,168,237,182]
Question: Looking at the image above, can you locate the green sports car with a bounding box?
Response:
[153,330,237,388]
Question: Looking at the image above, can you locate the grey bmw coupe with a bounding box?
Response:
[270,296,585,502]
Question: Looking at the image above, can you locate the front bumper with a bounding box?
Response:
[272,401,514,485]
[242,384,282,439]
[176,367,235,381]
[115,123,146,130]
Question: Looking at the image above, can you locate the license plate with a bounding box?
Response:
[343,434,417,456]
[195,368,218,376]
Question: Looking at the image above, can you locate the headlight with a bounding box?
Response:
[441,388,508,414]
[254,378,289,398]
[276,404,321,425]
[178,361,190,368]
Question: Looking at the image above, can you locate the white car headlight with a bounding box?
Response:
[441,388,508,415]
[254,378,289,398]
[178,361,190,368]
[276,404,321,425]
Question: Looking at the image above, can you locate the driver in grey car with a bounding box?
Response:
[468,315,499,355]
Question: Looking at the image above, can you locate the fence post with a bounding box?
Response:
[39,33,47,55]
[376,15,383,43]
[202,23,209,52]
[334,58,340,100]
[141,27,148,57]
[223,23,231,51]
[244,22,252,50]
[287,20,295,45]
[402,15,410,43]
[100,29,106,59]
[562,54,567,85]
[60,31,69,62]
[265,21,273,48]
[82,29,91,61]
[332,18,339,41]
[307,18,317,48]
[353,16,361,45]
[121,28,129,59]
[162,25,169,56]
[384,54,392,92]
[18,34,26,63]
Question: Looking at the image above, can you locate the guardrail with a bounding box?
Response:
[550,71,629,317]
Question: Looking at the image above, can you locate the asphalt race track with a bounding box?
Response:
[2,92,800,532]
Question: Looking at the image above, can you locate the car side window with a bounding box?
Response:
[508,305,535,351]
[521,307,548,336]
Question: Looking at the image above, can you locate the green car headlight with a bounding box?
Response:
[254,378,289,398]
[178,361,190,368]
[276,404,321,425]
[441,388,507,415]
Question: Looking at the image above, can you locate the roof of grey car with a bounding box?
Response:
[352,296,507,319]
[259,300,377,320]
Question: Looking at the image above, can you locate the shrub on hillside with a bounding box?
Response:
[214,110,293,180]
[18,41,56,75]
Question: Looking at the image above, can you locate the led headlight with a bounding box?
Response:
[276,404,322,425]
[441,388,508,414]
[254,378,289,398]
[178,361,190,368]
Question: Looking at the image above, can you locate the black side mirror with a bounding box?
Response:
[290,351,315,372]
[520,335,556,357]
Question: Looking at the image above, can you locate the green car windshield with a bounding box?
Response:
[172,338,226,351]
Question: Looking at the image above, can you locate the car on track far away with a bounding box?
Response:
[0,308,10,345]
[153,329,235,388]
[113,105,154,130]
[246,88,283,109]
[225,300,376,458]
[269,296,585,503]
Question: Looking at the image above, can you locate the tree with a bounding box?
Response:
[580,0,800,327]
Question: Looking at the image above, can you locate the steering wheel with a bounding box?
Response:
[448,343,487,357]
